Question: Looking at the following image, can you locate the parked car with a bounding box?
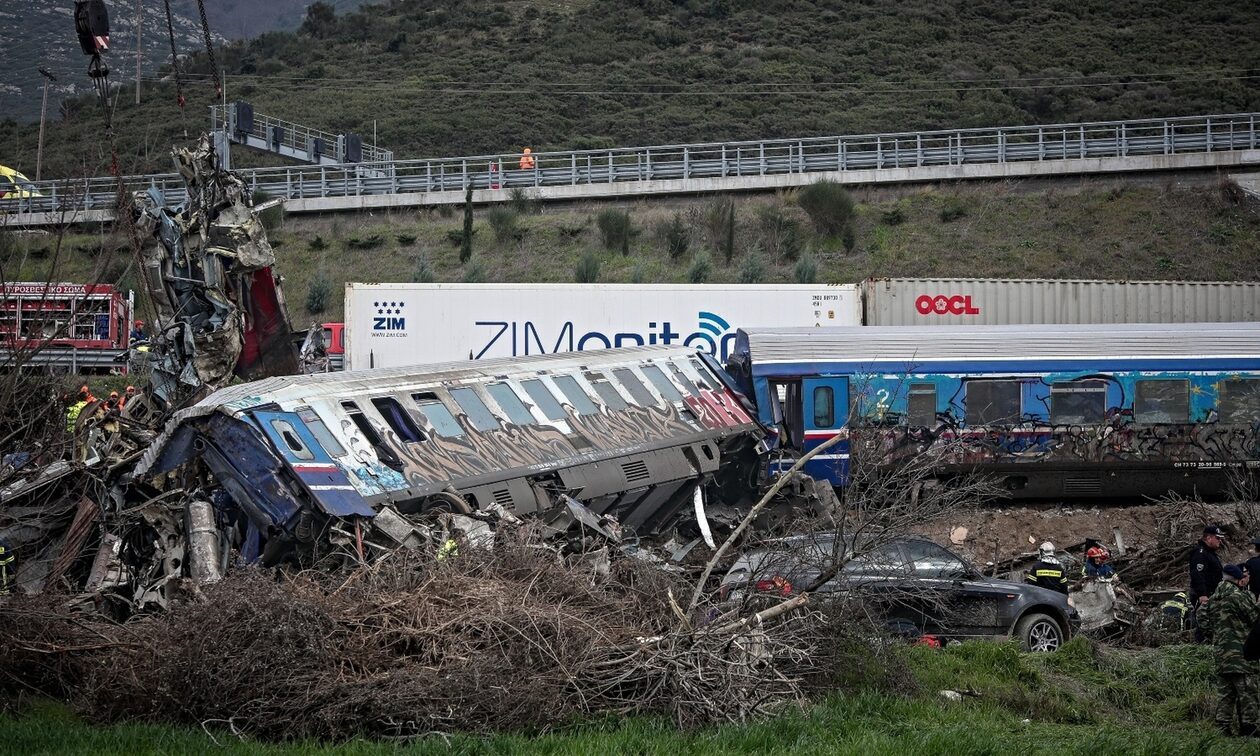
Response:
[720,533,1079,652]
[0,164,42,200]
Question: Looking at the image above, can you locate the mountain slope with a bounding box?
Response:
[3,0,1259,180]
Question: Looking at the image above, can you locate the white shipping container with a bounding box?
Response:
[862,278,1260,326]
[345,283,861,370]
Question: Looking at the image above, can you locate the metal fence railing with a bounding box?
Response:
[6,112,1257,221]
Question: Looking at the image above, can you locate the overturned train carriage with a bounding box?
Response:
[135,346,766,565]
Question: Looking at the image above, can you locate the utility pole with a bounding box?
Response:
[36,67,57,181]
[134,0,142,104]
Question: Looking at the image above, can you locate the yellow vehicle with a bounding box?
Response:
[0,165,42,200]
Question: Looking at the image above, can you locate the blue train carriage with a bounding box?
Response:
[137,345,764,565]
[728,323,1260,498]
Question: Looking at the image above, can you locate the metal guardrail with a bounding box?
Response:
[5,112,1257,221]
[209,105,393,167]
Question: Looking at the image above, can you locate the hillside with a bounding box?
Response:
[6,179,1258,323]
[3,0,1258,180]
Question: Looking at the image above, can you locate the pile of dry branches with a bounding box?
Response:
[1,528,826,740]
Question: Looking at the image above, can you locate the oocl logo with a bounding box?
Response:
[915,294,980,316]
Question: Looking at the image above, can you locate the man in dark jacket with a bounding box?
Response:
[1191,525,1227,642]
[1246,537,1260,599]
[1024,541,1068,594]
[1200,564,1259,736]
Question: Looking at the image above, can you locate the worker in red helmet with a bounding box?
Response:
[130,319,146,344]
[1083,544,1115,580]
[120,384,136,409]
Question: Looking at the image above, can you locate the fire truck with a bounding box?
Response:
[0,282,134,372]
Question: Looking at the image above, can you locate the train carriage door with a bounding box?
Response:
[803,376,850,485]
[252,410,374,518]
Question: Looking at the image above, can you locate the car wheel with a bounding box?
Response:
[1015,612,1063,652]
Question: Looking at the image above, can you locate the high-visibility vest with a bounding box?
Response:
[66,401,87,431]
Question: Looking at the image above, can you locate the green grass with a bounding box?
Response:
[4,640,1255,754]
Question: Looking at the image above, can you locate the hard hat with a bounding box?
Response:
[1085,546,1109,562]
[108,391,119,399]
[134,319,144,327]
[1039,541,1055,555]
[78,384,90,397]
[1173,591,1187,602]
[125,385,136,394]
[522,147,531,153]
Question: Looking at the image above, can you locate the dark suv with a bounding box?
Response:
[720,534,1079,652]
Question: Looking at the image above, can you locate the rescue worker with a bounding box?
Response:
[121,385,136,409]
[1192,525,1228,642]
[1246,537,1260,599]
[105,391,120,410]
[0,537,14,596]
[1157,591,1190,633]
[1083,545,1115,580]
[129,319,145,343]
[519,147,535,170]
[1025,541,1068,594]
[65,385,91,432]
[1200,564,1259,736]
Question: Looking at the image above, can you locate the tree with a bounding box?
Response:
[460,186,474,264]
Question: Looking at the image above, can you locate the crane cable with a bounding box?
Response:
[194,0,222,97]
[161,0,187,135]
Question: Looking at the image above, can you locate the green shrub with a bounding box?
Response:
[462,260,487,282]
[445,228,477,246]
[412,255,435,283]
[757,203,804,261]
[659,212,691,261]
[309,235,328,251]
[797,180,854,237]
[574,251,601,283]
[436,204,455,219]
[881,205,907,226]
[687,251,712,283]
[629,261,647,283]
[305,273,332,314]
[396,233,417,245]
[487,206,520,242]
[794,253,818,284]
[346,233,385,249]
[508,187,538,214]
[558,219,588,239]
[596,209,634,254]
[842,223,857,254]
[939,198,968,222]
[738,250,766,283]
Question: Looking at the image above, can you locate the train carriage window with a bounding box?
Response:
[613,368,656,406]
[586,374,627,411]
[521,379,567,421]
[269,420,314,460]
[813,386,835,428]
[964,380,1022,425]
[1134,380,1189,424]
[341,401,404,470]
[553,375,599,415]
[668,363,701,396]
[486,383,536,425]
[297,406,346,456]
[908,384,937,427]
[640,365,683,402]
[689,358,720,390]
[410,393,465,437]
[1050,380,1107,425]
[371,397,426,443]
[1219,379,1260,424]
[450,387,501,431]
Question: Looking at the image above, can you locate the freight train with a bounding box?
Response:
[726,322,1260,499]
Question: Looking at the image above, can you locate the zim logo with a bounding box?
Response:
[915,294,981,316]
[372,301,406,330]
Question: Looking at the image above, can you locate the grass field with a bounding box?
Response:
[6,180,1260,325]
[5,639,1258,754]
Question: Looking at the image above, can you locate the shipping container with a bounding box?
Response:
[345,283,861,370]
[862,278,1260,326]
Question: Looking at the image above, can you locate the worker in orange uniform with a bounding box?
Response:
[519,147,536,170]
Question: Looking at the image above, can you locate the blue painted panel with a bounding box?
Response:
[250,410,375,518]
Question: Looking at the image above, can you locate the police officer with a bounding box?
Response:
[1246,537,1260,599]
[1025,541,1068,594]
[1191,525,1227,643]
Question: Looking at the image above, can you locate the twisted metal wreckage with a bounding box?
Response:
[0,139,835,612]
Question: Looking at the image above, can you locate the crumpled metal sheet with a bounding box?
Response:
[132,135,297,407]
